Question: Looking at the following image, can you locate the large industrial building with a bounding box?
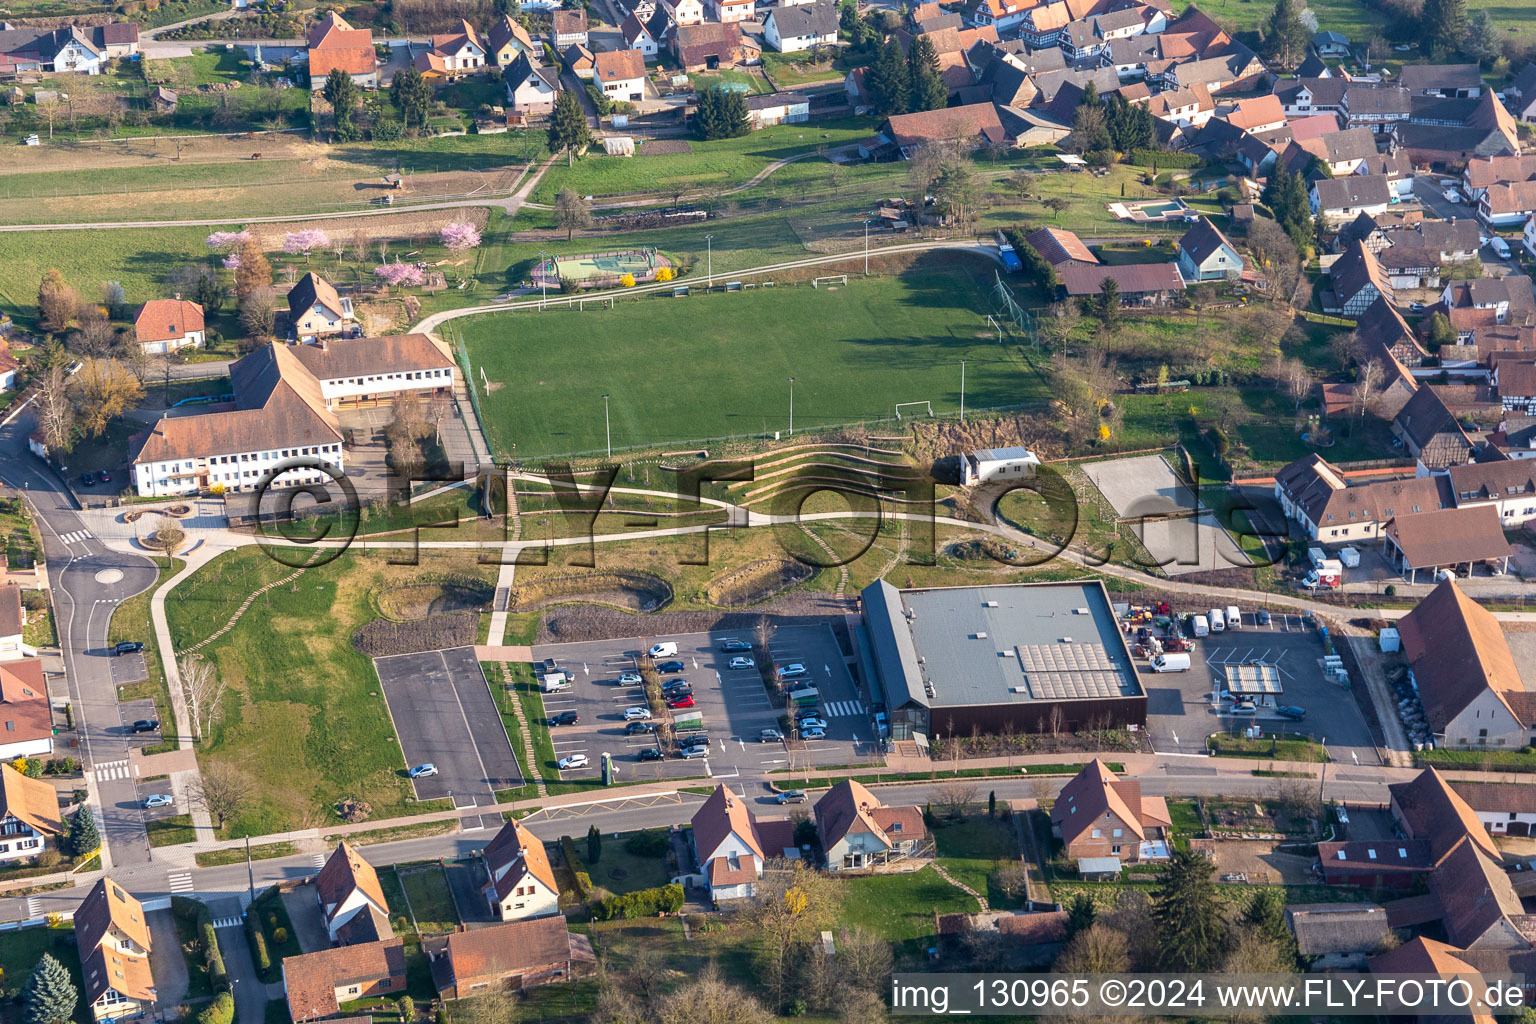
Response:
[859,580,1146,745]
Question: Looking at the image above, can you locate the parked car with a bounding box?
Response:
[657,660,686,674]
[795,708,821,721]
[679,744,710,759]
[409,763,438,778]
[800,727,826,740]
[776,663,808,679]
[796,717,827,731]
[626,721,656,734]
[114,641,144,656]
[550,711,579,726]
[668,695,696,709]
[624,706,652,720]
[1230,701,1257,715]
[558,753,590,770]
[1444,189,1464,203]
[143,794,173,809]
[78,473,94,487]
[130,719,159,733]
[637,748,663,762]
[649,642,678,658]
[1275,705,1307,720]
[1256,609,1272,626]
[720,639,751,651]
[729,656,755,669]
[617,672,642,685]
[775,790,807,804]
[98,470,111,483]
[1409,301,1426,312]
[760,728,784,742]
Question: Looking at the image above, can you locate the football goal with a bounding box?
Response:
[812,275,849,289]
[895,401,934,420]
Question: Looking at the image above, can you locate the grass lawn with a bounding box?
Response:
[761,49,867,88]
[842,867,978,955]
[195,841,297,867]
[530,118,874,202]
[171,909,216,1001]
[398,865,461,935]
[166,548,480,834]
[582,831,672,895]
[146,814,197,848]
[932,812,1027,911]
[1208,730,1326,762]
[689,68,774,95]
[0,924,90,1022]
[459,259,1049,458]
[1171,0,1386,38]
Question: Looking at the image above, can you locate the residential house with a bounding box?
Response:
[672,22,743,72]
[1480,180,1536,229]
[1526,214,1536,259]
[1441,276,1536,327]
[593,49,645,102]
[488,15,536,66]
[95,22,139,58]
[1498,357,1536,415]
[1372,938,1490,987]
[620,11,659,58]
[1311,174,1392,226]
[1273,454,1443,542]
[0,588,30,662]
[1023,226,1098,267]
[706,0,756,24]
[965,0,1040,34]
[1059,7,1164,63]
[422,19,488,76]
[1446,459,1536,526]
[1398,585,1534,749]
[1312,29,1349,56]
[0,26,105,74]
[1051,760,1171,865]
[132,297,204,355]
[1342,84,1411,132]
[1462,153,1536,205]
[1289,125,1378,176]
[562,43,595,79]
[660,0,704,27]
[1056,262,1185,305]
[306,12,377,90]
[1327,241,1393,315]
[1174,216,1242,282]
[1449,781,1536,836]
[0,340,18,394]
[0,660,54,761]
[76,878,154,1022]
[813,779,925,871]
[1508,62,1536,123]
[286,273,356,343]
[1294,51,1329,77]
[316,841,392,944]
[428,917,582,999]
[746,90,810,125]
[763,2,838,52]
[1017,0,1090,48]
[1391,385,1476,471]
[505,53,560,115]
[1398,91,1520,166]
[1154,47,1266,95]
[689,783,795,902]
[1285,905,1391,966]
[628,0,659,18]
[1405,219,1490,265]
[959,446,1040,485]
[1352,147,1414,196]
[1384,505,1512,583]
[878,102,1007,157]
[481,819,560,922]
[1221,94,1285,133]
[0,763,60,862]
[1376,241,1442,290]
[1401,63,1483,98]
[551,9,589,48]
[284,940,406,1023]
[1144,81,1213,126]
[1274,76,1346,117]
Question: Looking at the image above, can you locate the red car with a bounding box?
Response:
[667,695,696,709]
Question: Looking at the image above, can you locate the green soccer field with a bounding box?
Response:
[456,259,1051,460]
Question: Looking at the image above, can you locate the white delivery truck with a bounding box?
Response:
[1339,547,1361,568]
[1305,559,1344,588]
[1308,547,1328,569]
[541,671,571,693]
[1192,614,1210,637]
[1225,605,1241,629]
[1150,652,1192,672]
[1209,608,1226,632]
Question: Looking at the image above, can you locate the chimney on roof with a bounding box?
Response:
[174,292,181,301]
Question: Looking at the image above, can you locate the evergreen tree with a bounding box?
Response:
[720,88,750,138]
[692,87,750,140]
[1420,0,1468,57]
[68,805,99,858]
[390,67,432,129]
[1261,0,1309,70]
[547,89,593,165]
[839,0,858,35]
[587,824,602,863]
[866,38,910,116]
[1063,892,1096,940]
[1464,10,1501,62]
[1261,166,1314,250]
[1095,277,1120,330]
[693,86,723,139]
[323,68,360,139]
[22,954,77,1024]
[1104,93,1154,152]
[907,35,947,112]
[1150,850,1227,971]
[1080,79,1099,108]
[1243,888,1300,968]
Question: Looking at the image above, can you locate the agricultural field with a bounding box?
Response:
[457,257,1050,459]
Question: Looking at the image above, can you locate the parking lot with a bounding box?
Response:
[1139,612,1380,766]
[529,624,869,782]
[1082,455,1252,575]
[374,647,523,829]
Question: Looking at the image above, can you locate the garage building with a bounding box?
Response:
[860,580,1146,747]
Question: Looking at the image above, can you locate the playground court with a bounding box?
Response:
[532,248,674,289]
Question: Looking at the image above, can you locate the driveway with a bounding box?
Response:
[443,858,498,928]
[281,885,334,954]
[146,909,190,1011]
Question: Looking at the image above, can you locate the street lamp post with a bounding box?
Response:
[705,234,714,290]
[537,250,549,309]
[863,218,872,275]
[602,393,611,459]
[788,377,795,436]
[959,359,967,423]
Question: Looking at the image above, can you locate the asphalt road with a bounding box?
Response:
[0,404,161,867]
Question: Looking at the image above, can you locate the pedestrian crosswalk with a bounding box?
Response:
[58,531,91,546]
[168,872,194,894]
[92,759,130,781]
[213,916,241,929]
[311,854,327,868]
[26,897,40,918]
[823,700,865,718]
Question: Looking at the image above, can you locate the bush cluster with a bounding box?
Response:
[351,612,478,656]
[591,883,684,921]
[559,836,592,900]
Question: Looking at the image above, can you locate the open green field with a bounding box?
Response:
[0,225,210,328]
[1174,0,1386,38]
[459,259,1050,458]
[530,118,875,202]
[933,812,1028,912]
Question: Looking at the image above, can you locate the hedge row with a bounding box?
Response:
[246,912,271,977]
[591,883,685,921]
[197,991,234,1024]
[1002,225,1059,293]
[559,835,592,900]
[173,896,229,993]
[1128,148,1202,168]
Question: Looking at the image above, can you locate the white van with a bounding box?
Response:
[648,642,678,658]
[1192,614,1210,637]
[1491,235,1512,259]
[1150,652,1192,673]
[1209,608,1225,632]
[1225,605,1241,630]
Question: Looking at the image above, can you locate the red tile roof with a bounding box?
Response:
[595,47,645,84]
[1397,582,1527,732]
[133,298,204,344]
[284,938,405,1022]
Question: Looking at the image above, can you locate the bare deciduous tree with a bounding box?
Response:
[934,780,979,819]
[1274,356,1311,411]
[191,763,253,830]
[655,964,772,1024]
[179,653,223,742]
[36,363,75,456]
[1354,358,1386,419]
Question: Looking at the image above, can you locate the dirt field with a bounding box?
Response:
[1209,840,1315,884]
[0,132,331,176]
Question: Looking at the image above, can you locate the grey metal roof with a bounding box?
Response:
[971,446,1036,462]
[863,580,1142,709]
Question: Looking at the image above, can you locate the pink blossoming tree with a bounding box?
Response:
[440,222,482,251]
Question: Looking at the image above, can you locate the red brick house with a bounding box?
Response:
[1050,760,1171,864]
[428,916,583,999]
